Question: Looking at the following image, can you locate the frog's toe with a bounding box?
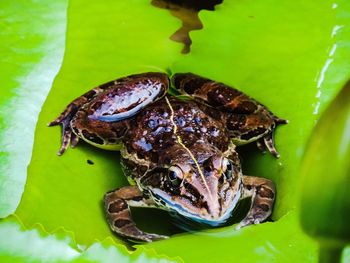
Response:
[48,117,62,127]
[235,220,250,230]
[260,116,287,158]
[273,116,288,125]
[70,133,80,148]
[144,233,169,242]
[235,215,266,230]
[48,112,72,127]
[263,133,280,158]
[128,233,169,243]
[256,139,267,154]
[57,121,72,155]
[52,115,78,155]
[49,106,80,155]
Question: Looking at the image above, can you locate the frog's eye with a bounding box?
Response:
[222,158,233,180]
[167,166,182,187]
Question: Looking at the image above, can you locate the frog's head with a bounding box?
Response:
[140,142,242,226]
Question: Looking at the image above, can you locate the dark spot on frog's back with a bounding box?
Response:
[108,200,127,213]
[207,84,241,106]
[227,115,246,130]
[81,130,104,145]
[173,73,209,94]
[259,186,275,199]
[235,100,258,114]
[114,219,132,228]
[258,204,270,212]
[132,196,143,202]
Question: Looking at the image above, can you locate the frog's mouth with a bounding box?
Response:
[151,187,242,228]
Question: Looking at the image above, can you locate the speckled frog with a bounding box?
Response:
[50,72,287,242]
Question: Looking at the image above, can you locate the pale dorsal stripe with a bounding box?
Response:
[165,96,212,198]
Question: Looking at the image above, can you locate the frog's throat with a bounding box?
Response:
[164,96,212,199]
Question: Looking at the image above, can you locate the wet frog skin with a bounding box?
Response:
[49,72,287,242]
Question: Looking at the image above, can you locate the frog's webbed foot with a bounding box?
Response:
[256,117,288,158]
[104,186,169,242]
[48,88,101,155]
[227,111,288,158]
[48,106,80,155]
[236,175,275,229]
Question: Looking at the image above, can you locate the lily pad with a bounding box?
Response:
[0,0,68,217]
[1,0,350,262]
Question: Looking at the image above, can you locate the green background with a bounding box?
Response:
[1,0,350,262]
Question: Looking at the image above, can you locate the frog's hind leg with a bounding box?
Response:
[236,175,275,229]
[171,73,287,157]
[104,186,168,242]
[69,110,128,151]
[48,88,103,155]
[256,125,286,158]
[49,72,169,155]
[225,109,287,158]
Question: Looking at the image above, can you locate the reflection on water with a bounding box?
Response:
[151,0,223,53]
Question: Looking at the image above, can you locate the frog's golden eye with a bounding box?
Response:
[167,166,182,187]
[222,158,233,180]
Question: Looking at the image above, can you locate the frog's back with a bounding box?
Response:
[122,96,230,165]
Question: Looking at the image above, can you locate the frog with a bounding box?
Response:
[49,72,287,242]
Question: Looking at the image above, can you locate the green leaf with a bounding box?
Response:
[1,0,350,262]
[0,0,68,217]
[142,211,317,263]
[299,80,350,262]
[0,216,180,262]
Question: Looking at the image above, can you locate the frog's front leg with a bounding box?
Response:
[236,175,275,229]
[104,186,169,242]
[172,73,287,157]
[49,72,169,155]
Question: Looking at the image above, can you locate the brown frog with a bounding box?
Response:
[49,72,287,242]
